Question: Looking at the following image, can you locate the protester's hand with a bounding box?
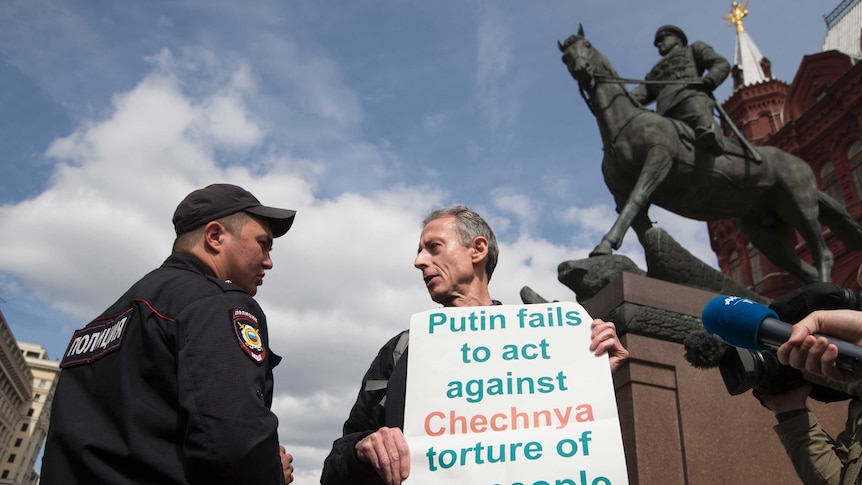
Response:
[777,309,862,384]
[279,445,294,484]
[355,426,410,485]
[756,383,811,416]
[590,319,629,373]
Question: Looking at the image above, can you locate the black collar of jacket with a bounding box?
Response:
[162,252,242,292]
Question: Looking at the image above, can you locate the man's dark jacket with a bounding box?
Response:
[320,331,409,485]
[41,253,285,485]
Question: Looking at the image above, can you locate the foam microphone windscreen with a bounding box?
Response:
[701,296,779,350]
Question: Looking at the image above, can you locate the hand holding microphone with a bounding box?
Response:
[779,309,862,385]
[702,296,862,384]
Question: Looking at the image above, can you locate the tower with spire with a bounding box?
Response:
[720,1,788,145]
[709,0,862,298]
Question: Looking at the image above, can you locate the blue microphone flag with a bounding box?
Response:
[701,296,778,351]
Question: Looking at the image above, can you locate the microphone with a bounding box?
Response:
[701,295,862,375]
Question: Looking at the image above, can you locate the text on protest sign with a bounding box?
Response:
[403,302,628,485]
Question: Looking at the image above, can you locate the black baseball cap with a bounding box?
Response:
[172,184,297,237]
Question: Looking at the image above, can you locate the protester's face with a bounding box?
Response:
[656,33,681,56]
[414,216,477,306]
[221,215,273,296]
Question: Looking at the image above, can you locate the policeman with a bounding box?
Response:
[41,184,297,484]
[631,25,731,156]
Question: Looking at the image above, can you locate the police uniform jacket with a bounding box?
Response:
[41,252,285,485]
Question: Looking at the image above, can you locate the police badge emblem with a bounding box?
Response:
[232,308,266,363]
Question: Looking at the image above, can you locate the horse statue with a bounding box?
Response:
[558,25,862,284]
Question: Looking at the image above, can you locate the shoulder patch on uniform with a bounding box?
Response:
[232,308,266,364]
[61,307,132,368]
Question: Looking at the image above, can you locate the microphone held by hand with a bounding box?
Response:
[701,295,862,375]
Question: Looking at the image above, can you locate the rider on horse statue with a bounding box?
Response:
[631,25,730,157]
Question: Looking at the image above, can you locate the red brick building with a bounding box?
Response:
[709,0,862,298]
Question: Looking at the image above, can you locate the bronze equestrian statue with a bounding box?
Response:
[558,25,862,284]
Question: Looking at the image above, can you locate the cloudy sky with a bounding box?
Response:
[0,0,835,482]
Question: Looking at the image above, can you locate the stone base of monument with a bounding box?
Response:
[586,272,846,485]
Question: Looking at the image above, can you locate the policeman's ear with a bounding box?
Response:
[470,236,489,265]
[202,221,227,253]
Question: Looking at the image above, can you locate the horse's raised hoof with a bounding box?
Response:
[589,241,613,257]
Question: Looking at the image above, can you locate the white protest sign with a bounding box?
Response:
[403,302,628,485]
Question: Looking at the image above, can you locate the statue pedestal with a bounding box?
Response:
[584,272,847,484]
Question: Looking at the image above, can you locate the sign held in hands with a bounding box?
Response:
[404,302,628,485]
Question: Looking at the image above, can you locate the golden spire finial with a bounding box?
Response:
[724,0,749,33]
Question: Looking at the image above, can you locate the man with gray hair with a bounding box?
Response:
[320,205,628,485]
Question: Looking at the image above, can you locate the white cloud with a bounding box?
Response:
[558,204,619,234]
[422,113,446,134]
[476,12,511,89]
[198,88,263,147]
[475,7,519,137]
[0,50,276,323]
[496,235,589,302]
[491,187,535,223]
[257,33,362,129]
